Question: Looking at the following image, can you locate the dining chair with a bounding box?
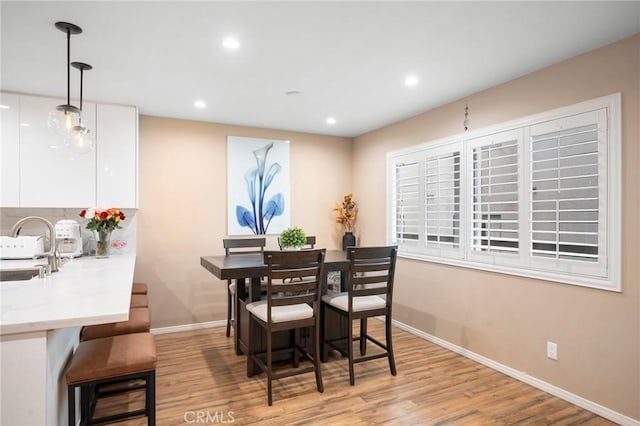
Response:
[277,235,316,250]
[222,237,266,338]
[246,249,326,405]
[321,245,398,385]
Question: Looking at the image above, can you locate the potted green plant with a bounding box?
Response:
[279,226,306,250]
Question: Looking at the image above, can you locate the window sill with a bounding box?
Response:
[397,251,620,292]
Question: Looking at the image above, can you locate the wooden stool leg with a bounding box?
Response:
[80,384,90,422]
[267,331,273,406]
[386,314,397,376]
[360,318,367,355]
[67,385,75,426]
[146,370,156,426]
[292,329,299,368]
[313,324,324,393]
[348,318,355,386]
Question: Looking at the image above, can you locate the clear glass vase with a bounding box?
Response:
[95,230,112,258]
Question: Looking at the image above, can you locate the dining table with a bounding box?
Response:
[200,249,349,376]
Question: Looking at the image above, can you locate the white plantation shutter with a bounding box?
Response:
[391,159,421,245]
[528,109,607,276]
[424,149,462,256]
[469,130,521,258]
[387,94,619,290]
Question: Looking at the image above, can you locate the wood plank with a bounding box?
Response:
[92,321,615,425]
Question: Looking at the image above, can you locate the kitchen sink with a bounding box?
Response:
[0,268,41,281]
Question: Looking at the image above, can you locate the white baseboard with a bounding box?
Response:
[151,320,224,335]
[391,319,639,426]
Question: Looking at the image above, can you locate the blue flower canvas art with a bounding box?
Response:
[227,136,290,235]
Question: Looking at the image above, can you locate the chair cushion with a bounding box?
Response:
[246,300,313,323]
[131,282,148,294]
[322,292,386,312]
[80,308,151,341]
[66,332,157,385]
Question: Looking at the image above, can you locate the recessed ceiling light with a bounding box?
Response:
[194,100,206,109]
[326,117,337,125]
[405,75,419,86]
[222,37,240,49]
[0,104,9,110]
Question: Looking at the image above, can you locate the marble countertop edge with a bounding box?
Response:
[0,254,136,336]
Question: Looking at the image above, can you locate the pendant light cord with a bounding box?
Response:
[66,27,71,107]
[79,67,83,111]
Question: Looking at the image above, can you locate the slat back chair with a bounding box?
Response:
[277,235,316,250]
[246,249,326,405]
[222,237,266,338]
[321,245,398,385]
[277,236,316,284]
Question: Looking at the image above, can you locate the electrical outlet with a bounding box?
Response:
[547,341,558,360]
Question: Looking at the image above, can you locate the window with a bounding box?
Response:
[530,116,600,261]
[390,156,420,243]
[425,151,461,249]
[469,130,521,262]
[387,94,621,291]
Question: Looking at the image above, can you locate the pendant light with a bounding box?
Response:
[47,22,82,136]
[67,61,95,154]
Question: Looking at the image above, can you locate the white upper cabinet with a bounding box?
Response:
[0,93,20,207]
[0,92,138,208]
[96,104,138,208]
[19,94,96,207]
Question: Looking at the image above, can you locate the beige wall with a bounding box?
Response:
[134,117,352,328]
[353,34,640,420]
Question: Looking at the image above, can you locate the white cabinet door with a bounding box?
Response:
[96,104,137,208]
[0,93,20,207]
[19,95,96,207]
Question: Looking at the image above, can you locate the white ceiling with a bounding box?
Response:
[2,1,638,137]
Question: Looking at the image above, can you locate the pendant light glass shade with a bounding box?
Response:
[65,123,95,155]
[47,106,78,136]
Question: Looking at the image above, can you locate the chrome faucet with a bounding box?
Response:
[10,216,59,273]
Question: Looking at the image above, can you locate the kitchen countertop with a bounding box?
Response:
[0,254,135,335]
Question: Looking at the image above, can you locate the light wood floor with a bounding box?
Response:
[94,322,614,425]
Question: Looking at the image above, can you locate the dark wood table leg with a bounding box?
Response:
[320,270,329,362]
[234,278,246,356]
[320,304,328,362]
[246,276,262,376]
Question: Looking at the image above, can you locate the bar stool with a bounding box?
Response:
[222,238,266,338]
[66,332,157,425]
[130,294,149,308]
[132,282,148,295]
[80,307,151,341]
[247,249,325,405]
[321,246,398,385]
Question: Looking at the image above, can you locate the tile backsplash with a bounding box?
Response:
[0,208,136,256]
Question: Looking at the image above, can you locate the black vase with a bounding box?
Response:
[342,231,356,251]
